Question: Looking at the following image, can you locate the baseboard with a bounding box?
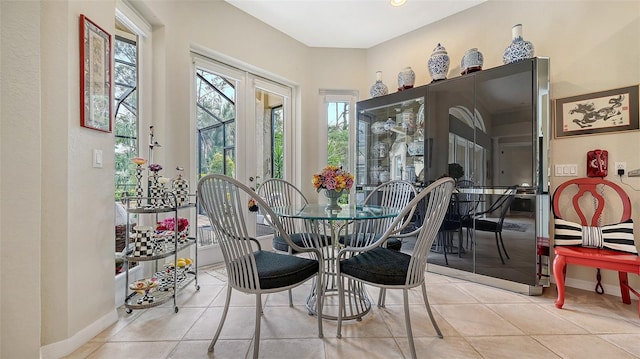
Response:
[551,276,626,299]
[39,309,117,359]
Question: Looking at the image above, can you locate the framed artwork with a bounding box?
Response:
[555,85,639,138]
[79,14,112,132]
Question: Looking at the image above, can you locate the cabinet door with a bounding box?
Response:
[355,87,427,201]
[473,60,538,285]
[425,75,475,273]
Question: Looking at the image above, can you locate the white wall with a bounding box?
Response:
[1,2,43,358]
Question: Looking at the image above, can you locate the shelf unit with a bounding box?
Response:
[123,194,199,313]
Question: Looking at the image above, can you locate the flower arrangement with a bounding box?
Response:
[312,165,354,192]
[148,163,163,172]
[156,217,189,233]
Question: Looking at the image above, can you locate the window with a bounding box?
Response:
[195,68,237,178]
[113,30,138,200]
[321,90,357,204]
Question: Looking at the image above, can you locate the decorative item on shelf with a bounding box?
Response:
[383,117,397,131]
[397,66,415,91]
[403,165,416,183]
[379,170,391,183]
[407,140,424,156]
[461,48,484,75]
[503,23,534,64]
[370,165,384,184]
[157,217,190,243]
[130,278,159,304]
[132,225,155,257]
[172,167,189,207]
[312,165,354,211]
[401,110,415,132]
[372,142,389,157]
[131,157,147,207]
[148,163,162,207]
[369,71,389,98]
[428,43,450,82]
[371,121,387,135]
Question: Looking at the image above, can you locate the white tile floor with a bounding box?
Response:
[65,265,640,358]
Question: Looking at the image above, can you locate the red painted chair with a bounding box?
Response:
[552,177,640,316]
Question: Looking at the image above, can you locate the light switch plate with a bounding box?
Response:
[93,149,103,168]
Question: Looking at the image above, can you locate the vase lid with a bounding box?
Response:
[431,43,447,55]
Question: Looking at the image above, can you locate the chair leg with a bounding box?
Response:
[494,232,506,264]
[403,289,417,359]
[208,285,233,352]
[337,272,344,338]
[252,294,262,359]
[377,288,386,308]
[315,272,324,338]
[421,282,443,338]
[498,231,510,259]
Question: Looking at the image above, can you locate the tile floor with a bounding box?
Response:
[65,265,640,359]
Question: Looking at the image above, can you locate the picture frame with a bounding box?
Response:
[79,14,112,132]
[555,85,639,138]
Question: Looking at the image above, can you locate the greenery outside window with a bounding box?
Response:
[114,31,138,201]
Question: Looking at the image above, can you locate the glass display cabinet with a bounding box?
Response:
[355,85,429,203]
[355,58,550,295]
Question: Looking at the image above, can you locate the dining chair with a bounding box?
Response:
[461,186,517,264]
[257,178,331,306]
[336,177,455,359]
[361,180,417,251]
[436,193,464,265]
[353,180,417,308]
[197,174,324,359]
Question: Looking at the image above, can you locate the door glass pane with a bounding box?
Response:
[196,68,236,178]
[254,89,284,183]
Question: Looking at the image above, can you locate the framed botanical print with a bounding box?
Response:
[555,85,639,138]
[79,14,112,132]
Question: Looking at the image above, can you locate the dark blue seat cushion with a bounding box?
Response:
[339,247,410,285]
[338,234,402,251]
[253,250,319,289]
[472,219,499,232]
[272,233,331,253]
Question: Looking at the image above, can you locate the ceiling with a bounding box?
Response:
[225,0,486,49]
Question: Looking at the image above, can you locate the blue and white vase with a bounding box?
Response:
[461,48,484,75]
[369,71,389,98]
[503,24,535,64]
[428,43,450,82]
[397,66,415,90]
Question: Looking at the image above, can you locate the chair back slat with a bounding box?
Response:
[408,178,455,284]
[198,176,261,291]
[257,178,309,236]
[364,180,417,235]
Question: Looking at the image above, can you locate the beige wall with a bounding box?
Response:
[1,0,639,357]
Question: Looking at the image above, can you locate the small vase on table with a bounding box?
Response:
[325,189,344,212]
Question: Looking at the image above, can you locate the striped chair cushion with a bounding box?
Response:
[554,218,637,254]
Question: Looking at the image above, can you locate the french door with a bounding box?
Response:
[193,56,294,256]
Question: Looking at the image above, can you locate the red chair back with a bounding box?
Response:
[552,177,631,226]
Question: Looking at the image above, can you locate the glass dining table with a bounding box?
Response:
[271,203,400,320]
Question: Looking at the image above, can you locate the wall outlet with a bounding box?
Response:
[615,161,627,175]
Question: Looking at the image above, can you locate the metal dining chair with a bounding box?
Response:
[461,186,517,264]
[354,180,417,307]
[257,178,330,306]
[336,177,455,359]
[197,174,324,359]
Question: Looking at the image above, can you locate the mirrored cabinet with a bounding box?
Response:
[356,58,550,294]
